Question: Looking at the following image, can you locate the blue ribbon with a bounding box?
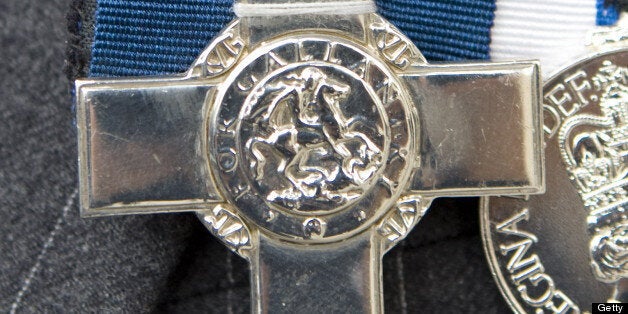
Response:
[89,0,498,76]
[597,0,620,26]
[89,0,620,77]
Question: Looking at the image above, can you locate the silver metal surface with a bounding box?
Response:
[404,62,543,197]
[76,7,544,313]
[481,44,628,311]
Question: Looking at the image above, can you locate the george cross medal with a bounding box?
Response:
[76,0,544,312]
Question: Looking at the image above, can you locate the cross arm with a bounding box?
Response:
[401,61,544,197]
[76,77,223,217]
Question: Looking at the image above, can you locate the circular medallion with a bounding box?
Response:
[482,48,628,312]
[240,64,388,214]
[209,35,416,242]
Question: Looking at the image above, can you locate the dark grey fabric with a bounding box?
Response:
[1,0,510,312]
[1,1,204,312]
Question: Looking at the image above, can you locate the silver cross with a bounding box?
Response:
[76,2,544,312]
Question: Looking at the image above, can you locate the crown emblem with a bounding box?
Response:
[559,61,628,229]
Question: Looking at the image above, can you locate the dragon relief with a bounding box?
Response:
[559,61,628,301]
[241,67,386,213]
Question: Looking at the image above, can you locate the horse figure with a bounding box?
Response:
[247,67,384,211]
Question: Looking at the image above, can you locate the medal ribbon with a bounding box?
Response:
[88,0,499,76]
[87,0,620,77]
[490,0,620,75]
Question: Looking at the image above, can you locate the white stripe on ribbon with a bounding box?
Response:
[490,0,597,76]
[234,1,376,17]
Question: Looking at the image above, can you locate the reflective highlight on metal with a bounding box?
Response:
[76,3,543,312]
[482,20,628,312]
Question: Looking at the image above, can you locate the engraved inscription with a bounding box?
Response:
[303,217,326,239]
[543,71,595,138]
[558,61,628,300]
[210,36,415,240]
[495,208,580,313]
[369,15,423,70]
[204,22,244,77]
[378,195,426,250]
[201,204,252,254]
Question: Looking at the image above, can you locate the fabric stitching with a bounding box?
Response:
[226,250,234,314]
[396,242,407,314]
[9,187,79,314]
